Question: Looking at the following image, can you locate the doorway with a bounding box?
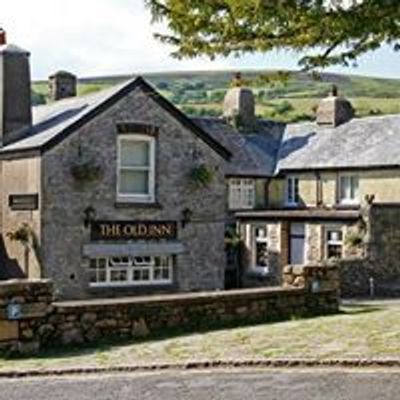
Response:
[290,223,305,265]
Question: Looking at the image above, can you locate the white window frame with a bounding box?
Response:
[228,178,256,210]
[117,134,156,203]
[286,176,300,207]
[338,174,359,205]
[89,255,173,287]
[251,225,270,275]
[325,226,344,260]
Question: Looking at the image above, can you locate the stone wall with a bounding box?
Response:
[339,204,400,297]
[41,85,226,299]
[0,280,53,353]
[283,264,340,294]
[0,269,339,354]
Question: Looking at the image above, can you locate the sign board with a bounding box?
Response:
[91,221,177,241]
[9,194,39,211]
[7,304,22,320]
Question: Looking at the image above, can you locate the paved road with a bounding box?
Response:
[1,369,400,400]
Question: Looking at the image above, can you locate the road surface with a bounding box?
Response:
[0,369,399,400]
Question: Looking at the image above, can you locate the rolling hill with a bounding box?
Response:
[32,70,400,123]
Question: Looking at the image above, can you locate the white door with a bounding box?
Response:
[290,223,305,265]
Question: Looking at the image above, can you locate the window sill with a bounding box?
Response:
[334,203,360,210]
[114,201,163,209]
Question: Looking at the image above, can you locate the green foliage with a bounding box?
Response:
[146,0,400,71]
[70,159,102,182]
[7,223,31,245]
[274,100,294,115]
[31,91,46,106]
[189,164,214,188]
[345,231,365,248]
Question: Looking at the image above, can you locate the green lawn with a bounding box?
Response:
[1,301,400,372]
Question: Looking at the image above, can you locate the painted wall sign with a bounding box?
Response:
[91,221,177,241]
[8,194,39,211]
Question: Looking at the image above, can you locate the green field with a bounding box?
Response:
[32,70,400,123]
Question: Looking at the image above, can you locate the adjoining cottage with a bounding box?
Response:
[195,84,400,295]
[1,32,400,299]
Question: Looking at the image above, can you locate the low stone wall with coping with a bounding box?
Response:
[0,266,339,354]
[283,264,340,294]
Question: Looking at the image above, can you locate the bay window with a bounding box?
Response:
[89,255,173,286]
[117,135,155,202]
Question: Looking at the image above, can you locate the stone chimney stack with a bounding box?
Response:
[49,71,77,101]
[223,73,256,131]
[0,30,32,146]
[316,85,354,127]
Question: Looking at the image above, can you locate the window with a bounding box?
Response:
[339,175,359,205]
[252,226,269,273]
[286,177,300,206]
[326,227,343,259]
[89,255,173,286]
[228,178,255,209]
[117,135,155,202]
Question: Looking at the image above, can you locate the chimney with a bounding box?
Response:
[49,70,77,101]
[316,85,354,127]
[223,73,255,131]
[0,29,6,45]
[0,30,32,146]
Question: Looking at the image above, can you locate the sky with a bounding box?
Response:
[1,0,399,80]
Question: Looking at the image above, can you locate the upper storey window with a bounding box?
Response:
[228,178,255,210]
[286,176,300,207]
[117,135,155,203]
[339,175,359,205]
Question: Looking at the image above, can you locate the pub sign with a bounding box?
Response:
[91,220,177,241]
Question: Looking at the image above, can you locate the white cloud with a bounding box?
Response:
[1,0,398,80]
[0,0,233,79]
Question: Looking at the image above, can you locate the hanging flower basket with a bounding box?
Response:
[189,164,215,189]
[70,159,102,182]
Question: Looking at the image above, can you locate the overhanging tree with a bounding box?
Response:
[145,0,400,70]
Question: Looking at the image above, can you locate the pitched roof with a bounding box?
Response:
[0,77,231,160]
[277,114,400,171]
[192,117,284,176]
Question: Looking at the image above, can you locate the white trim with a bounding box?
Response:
[338,174,359,205]
[325,225,344,259]
[116,134,156,203]
[89,255,173,287]
[228,178,255,210]
[285,176,300,207]
[251,225,270,275]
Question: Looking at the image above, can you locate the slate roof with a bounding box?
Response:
[195,114,400,176]
[0,77,231,160]
[277,114,400,171]
[2,74,400,175]
[192,117,284,176]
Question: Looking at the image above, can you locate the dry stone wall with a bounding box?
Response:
[0,267,339,354]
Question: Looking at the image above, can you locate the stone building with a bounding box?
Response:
[1,33,400,298]
[194,87,400,295]
[0,35,231,299]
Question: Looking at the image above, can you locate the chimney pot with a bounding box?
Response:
[48,71,77,101]
[0,29,6,45]
[316,86,354,127]
[223,73,256,131]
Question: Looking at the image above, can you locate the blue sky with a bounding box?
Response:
[2,0,399,80]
